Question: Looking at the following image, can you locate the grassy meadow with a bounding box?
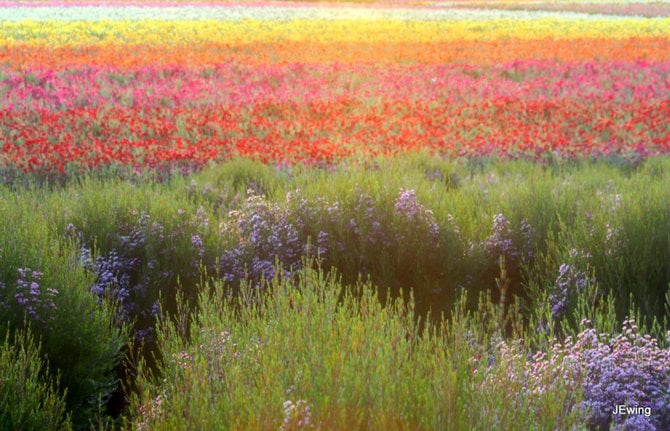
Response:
[2,155,670,429]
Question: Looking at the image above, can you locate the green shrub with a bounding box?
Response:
[0,328,72,431]
[0,192,127,429]
[9,155,670,328]
[128,265,585,430]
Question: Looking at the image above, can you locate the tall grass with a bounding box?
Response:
[128,265,586,430]
[0,189,127,429]
[0,329,72,431]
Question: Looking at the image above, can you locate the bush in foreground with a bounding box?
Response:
[0,193,127,429]
[128,266,587,430]
[0,329,72,431]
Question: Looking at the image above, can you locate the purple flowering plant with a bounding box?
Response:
[393,188,440,245]
[390,188,443,280]
[533,247,603,339]
[492,319,670,431]
[217,190,322,289]
[0,267,58,327]
[74,208,211,342]
[483,213,519,263]
[289,187,445,289]
[472,213,537,307]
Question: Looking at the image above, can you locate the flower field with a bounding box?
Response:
[2,1,670,431]
[1,1,669,175]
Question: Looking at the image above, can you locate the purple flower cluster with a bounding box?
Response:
[85,247,145,323]
[425,169,444,182]
[11,267,57,326]
[191,234,205,269]
[393,189,439,242]
[339,191,390,249]
[281,399,313,430]
[491,320,670,430]
[558,321,669,430]
[520,217,534,259]
[286,189,338,256]
[76,209,207,342]
[394,189,424,219]
[546,249,595,323]
[574,320,670,430]
[178,207,212,273]
[483,213,518,263]
[218,191,318,287]
[316,230,328,257]
[548,262,594,321]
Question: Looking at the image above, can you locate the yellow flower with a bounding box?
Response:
[2,18,669,48]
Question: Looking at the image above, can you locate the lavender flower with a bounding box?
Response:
[520,218,534,259]
[317,231,329,256]
[150,300,162,319]
[611,415,656,431]
[483,213,518,262]
[493,320,670,430]
[393,188,439,242]
[394,189,423,219]
[218,192,316,288]
[74,208,203,341]
[79,246,94,269]
[281,399,313,430]
[548,260,595,321]
[425,169,444,182]
[13,267,57,325]
[576,320,670,430]
[191,234,205,268]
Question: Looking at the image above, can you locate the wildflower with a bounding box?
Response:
[495,320,670,430]
[519,218,534,259]
[219,192,314,287]
[281,399,313,430]
[484,213,517,261]
[393,188,439,242]
[548,263,593,321]
[13,267,56,325]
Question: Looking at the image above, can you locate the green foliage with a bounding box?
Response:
[2,155,670,428]
[128,264,585,430]
[0,191,127,430]
[0,328,72,431]
[5,156,670,325]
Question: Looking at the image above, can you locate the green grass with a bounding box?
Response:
[128,265,587,431]
[0,329,72,431]
[0,190,127,430]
